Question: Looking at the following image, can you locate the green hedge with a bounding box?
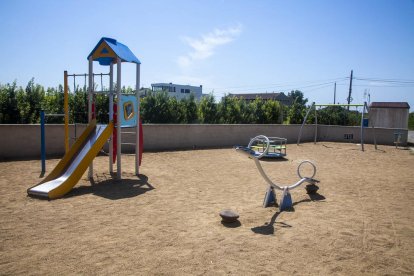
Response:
[409,112,414,130]
[1,79,364,126]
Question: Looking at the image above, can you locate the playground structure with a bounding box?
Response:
[28,37,142,199]
[235,135,320,211]
[40,71,112,174]
[248,136,287,158]
[297,102,377,151]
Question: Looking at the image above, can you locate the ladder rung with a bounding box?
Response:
[121,143,136,145]
[121,132,136,134]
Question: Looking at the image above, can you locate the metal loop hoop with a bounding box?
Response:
[297,160,316,179]
[248,135,270,159]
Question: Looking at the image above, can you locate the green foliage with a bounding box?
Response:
[42,87,64,123]
[198,93,218,123]
[305,105,362,126]
[249,98,266,123]
[316,106,361,126]
[0,80,289,125]
[0,82,21,123]
[408,112,414,130]
[182,94,198,123]
[263,100,281,124]
[218,95,242,124]
[287,90,307,124]
[141,91,187,123]
[70,89,88,124]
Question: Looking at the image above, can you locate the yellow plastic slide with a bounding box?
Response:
[28,119,114,199]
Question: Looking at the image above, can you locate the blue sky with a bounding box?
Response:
[1,0,413,109]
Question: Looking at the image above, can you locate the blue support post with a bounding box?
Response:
[40,110,46,174]
[263,186,276,207]
[279,187,293,211]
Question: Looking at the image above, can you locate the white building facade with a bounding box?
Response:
[151,83,203,100]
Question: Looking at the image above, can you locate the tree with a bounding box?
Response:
[42,87,65,123]
[24,78,45,123]
[218,95,242,124]
[287,90,308,124]
[262,99,281,124]
[0,82,20,123]
[198,93,217,123]
[249,98,266,123]
[167,96,186,123]
[95,94,109,123]
[140,91,178,123]
[314,106,361,126]
[182,93,198,123]
[288,90,308,106]
[409,112,414,130]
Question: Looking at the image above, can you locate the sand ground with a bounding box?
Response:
[1,142,414,275]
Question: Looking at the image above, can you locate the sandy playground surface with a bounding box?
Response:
[1,142,414,275]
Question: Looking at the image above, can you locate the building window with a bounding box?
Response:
[185,89,190,93]
[181,89,185,93]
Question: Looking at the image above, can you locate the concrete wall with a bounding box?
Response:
[0,124,407,160]
[316,125,407,145]
[369,108,409,129]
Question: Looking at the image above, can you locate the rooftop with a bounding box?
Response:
[369,102,410,109]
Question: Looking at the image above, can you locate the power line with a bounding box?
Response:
[354,77,414,84]
[206,77,349,92]
[337,83,414,88]
[205,75,414,95]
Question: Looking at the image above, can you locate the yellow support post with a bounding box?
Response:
[64,71,69,153]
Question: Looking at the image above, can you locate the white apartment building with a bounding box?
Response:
[151,83,203,100]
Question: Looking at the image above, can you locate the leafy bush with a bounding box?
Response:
[5,80,364,126]
[409,112,414,130]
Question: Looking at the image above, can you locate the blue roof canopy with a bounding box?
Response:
[87,37,141,66]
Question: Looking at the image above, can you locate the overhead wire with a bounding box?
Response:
[205,75,413,97]
[208,77,349,94]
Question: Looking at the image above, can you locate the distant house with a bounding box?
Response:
[228,92,292,106]
[138,88,152,98]
[151,83,203,100]
[369,102,410,128]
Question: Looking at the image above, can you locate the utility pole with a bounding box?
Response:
[333,82,336,104]
[347,70,353,110]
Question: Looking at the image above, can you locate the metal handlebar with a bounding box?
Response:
[247,135,270,159]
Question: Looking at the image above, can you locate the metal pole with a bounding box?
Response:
[314,106,318,144]
[297,102,315,145]
[88,57,93,179]
[109,63,114,174]
[64,71,69,153]
[365,102,377,150]
[40,110,46,174]
[333,82,336,104]
[360,102,365,152]
[135,63,141,176]
[347,70,353,110]
[116,57,122,179]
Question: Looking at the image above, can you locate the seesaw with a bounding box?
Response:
[235,135,320,211]
[247,136,287,158]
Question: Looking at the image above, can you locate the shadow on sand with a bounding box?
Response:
[66,174,154,200]
[251,192,326,235]
[259,157,289,163]
[221,220,242,228]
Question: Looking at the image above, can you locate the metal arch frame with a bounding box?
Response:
[248,135,271,159]
[296,102,378,152]
[235,136,317,191]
